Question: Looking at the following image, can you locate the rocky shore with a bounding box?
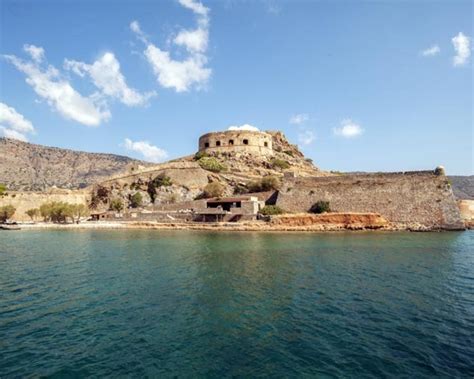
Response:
[13,215,463,232]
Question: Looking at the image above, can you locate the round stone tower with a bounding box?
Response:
[198,130,273,156]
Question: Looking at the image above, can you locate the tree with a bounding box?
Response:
[26,208,40,221]
[0,205,15,223]
[39,201,75,223]
[110,198,124,213]
[130,192,143,208]
[70,204,89,223]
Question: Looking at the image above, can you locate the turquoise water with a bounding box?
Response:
[1,230,473,378]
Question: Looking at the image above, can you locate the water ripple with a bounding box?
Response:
[0,230,473,378]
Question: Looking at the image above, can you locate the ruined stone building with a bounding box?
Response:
[198,130,274,156]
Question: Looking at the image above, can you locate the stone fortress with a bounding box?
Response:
[198,130,274,156]
[0,129,469,230]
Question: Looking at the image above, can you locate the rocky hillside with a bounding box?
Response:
[449,176,474,200]
[0,138,153,191]
[87,131,329,211]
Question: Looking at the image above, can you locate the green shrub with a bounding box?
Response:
[309,200,331,214]
[198,157,226,173]
[247,176,281,193]
[260,205,284,216]
[0,205,15,222]
[110,198,124,212]
[0,184,6,196]
[202,182,225,198]
[283,150,294,157]
[130,192,143,208]
[194,151,209,160]
[270,158,290,170]
[147,174,172,203]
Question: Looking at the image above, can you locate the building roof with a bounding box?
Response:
[207,196,256,203]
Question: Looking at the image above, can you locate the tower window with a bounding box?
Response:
[229,139,234,145]
[243,139,249,145]
[216,141,221,146]
[205,142,210,148]
[264,142,268,147]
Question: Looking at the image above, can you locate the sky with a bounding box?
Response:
[0,0,472,175]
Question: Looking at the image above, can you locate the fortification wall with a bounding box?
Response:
[198,131,273,156]
[0,190,90,221]
[276,171,464,230]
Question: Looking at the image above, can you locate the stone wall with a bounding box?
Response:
[458,200,474,225]
[276,171,464,230]
[198,131,273,156]
[0,190,90,221]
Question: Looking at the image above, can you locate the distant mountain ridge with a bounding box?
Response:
[0,138,153,191]
[449,176,474,200]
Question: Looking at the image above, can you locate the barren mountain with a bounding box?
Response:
[449,176,474,200]
[0,138,153,191]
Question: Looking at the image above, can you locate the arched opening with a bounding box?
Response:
[243,139,249,145]
[264,142,268,147]
[204,142,210,148]
[229,139,234,145]
[216,141,221,146]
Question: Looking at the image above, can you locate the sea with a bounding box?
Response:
[1,230,473,378]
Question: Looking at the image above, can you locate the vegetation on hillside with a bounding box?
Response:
[110,198,124,213]
[270,158,290,170]
[247,176,281,192]
[260,205,284,216]
[197,157,226,173]
[148,173,172,203]
[130,192,143,208]
[201,182,225,198]
[309,201,331,214]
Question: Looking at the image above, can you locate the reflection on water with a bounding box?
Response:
[1,230,473,377]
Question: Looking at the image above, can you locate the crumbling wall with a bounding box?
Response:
[276,171,464,230]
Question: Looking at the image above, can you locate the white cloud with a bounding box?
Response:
[421,44,440,57]
[0,102,35,142]
[178,0,209,17]
[131,0,211,92]
[227,124,260,132]
[4,49,110,126]
[23,44,45,63]
[289,113,309,125]
[333,119,364,138]
[123,138,168,163]
[0,102,35,133]
[143,44,211,92]
[0,127,28,141]
[298,129,315,145]
[64,52,156,106]
[452,32,471,67]
[174,27,209,54]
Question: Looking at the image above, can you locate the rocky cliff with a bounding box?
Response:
[0,138,153,191]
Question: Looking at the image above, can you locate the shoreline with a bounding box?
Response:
[6,221,466,232]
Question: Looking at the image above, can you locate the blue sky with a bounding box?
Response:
[0,0,472,174]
